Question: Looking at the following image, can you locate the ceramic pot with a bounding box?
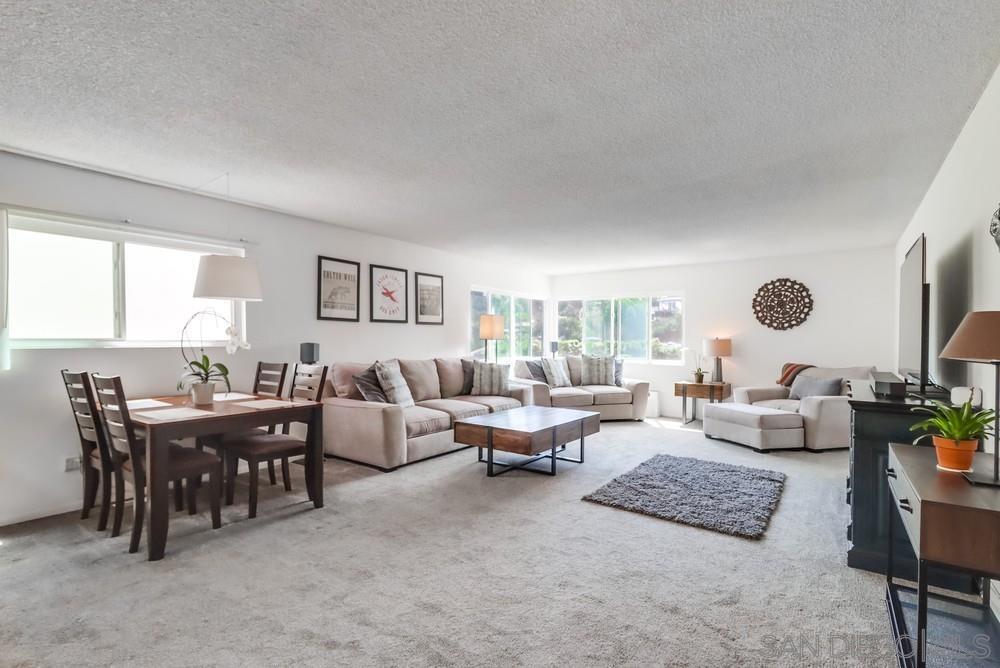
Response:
[693,372,705,384]
[190,382,216,405]
[931,435,977,473]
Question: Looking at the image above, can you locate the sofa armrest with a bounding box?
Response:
[509,379,551,406]
[798,396,851,450]
[623,378,650,419]
[734,386,790,404]
[322,398,407,469]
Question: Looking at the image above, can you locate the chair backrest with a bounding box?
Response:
[91,374,145,480]
[288,363,329,402]
[253,362,288,398]
[60,370,110,465]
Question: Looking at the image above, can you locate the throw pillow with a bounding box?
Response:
[541,358,572,388]
[789,375,842,400]
[353,364,388,403]
[614,358,624,387]
[460,358,475,395]
[374,359,415,407]
[525,360,548,383]
[581,354,616,385]
[471,361,510,396]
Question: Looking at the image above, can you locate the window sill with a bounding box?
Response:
[11,339,232,351]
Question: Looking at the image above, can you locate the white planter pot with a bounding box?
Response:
[190,382,216,405]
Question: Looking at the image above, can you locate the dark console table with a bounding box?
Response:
[848,383,977,593]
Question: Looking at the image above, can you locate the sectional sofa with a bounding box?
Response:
[322,358,532,471]
[511,357,650,421]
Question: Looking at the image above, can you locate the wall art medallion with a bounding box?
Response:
[317,256,360,321]
[990,202,1000,252]
[370,264,408,323]
[752,278,813,330]
[414,272,444,325]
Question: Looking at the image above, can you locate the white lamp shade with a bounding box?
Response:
[703,337,732,357]
[479,314,505,340]
[193,255,262,301]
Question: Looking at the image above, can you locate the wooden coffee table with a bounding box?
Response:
[454,406,600,477]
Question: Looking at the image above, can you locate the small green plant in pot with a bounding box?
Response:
[178,354,231,405]
[910,397,995,473]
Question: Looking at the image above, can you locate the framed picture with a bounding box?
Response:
[414,272,444,325]
[370,264,408,323]
[317,256,360,321]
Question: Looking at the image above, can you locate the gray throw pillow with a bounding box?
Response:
[353,364,387,403]
[471,361,510,396]
[614,359,624,387]
[374,359,415,407]
[581,354,616,385]
[460,359,475,395]
[789,375,842,400]
[525,360,547,383]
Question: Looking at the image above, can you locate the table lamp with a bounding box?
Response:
[703,337,732,383]
[550,341,559,358]
[939,311,1000,486]
[479,314,505,363]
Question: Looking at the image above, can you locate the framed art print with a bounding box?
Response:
[370,264,408,323]
[317,256,361,321]
[414,272,444,325]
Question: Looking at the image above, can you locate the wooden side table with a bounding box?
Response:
[673,381,732,424]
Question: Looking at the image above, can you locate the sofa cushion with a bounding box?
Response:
[332,362,368,399]
[416,399,489,422]
[581,355,616,385]
[472,361,509,396]
[524,360,548,383]
[549,387,595,407]
[453,395,521,413]
[541,358,571,387]
[402,406,452,438]
[579,385,632,405]
[434,358,465,398]
[789,375,842,400]
[614,359,624,387]
[703,403,803,430]
[754,399,802,413]
[398,359,442,402]
[353,364,388,402]
[566,355,583,386]
[461,359,475,395]
[375,359,415,407]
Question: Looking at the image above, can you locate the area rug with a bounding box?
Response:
[582,454,786,539]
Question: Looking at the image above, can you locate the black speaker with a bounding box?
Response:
[300,342,320,364]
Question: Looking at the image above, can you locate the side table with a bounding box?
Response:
[673,381,731,424]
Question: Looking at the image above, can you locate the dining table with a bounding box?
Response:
[126,392,324,561]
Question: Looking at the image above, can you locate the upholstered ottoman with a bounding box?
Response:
[703,403,804,452]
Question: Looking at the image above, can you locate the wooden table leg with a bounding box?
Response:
[306,405,324,509]
[146,427,169,561]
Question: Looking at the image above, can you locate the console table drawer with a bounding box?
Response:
[887,448,921,556]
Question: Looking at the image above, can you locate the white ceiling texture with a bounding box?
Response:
[3,1,1000,273]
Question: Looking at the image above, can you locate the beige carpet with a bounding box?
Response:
[0,420,892,666]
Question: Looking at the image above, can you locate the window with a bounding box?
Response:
[469,289,545,362]
[6,210,242,346]
[556,296,683,362]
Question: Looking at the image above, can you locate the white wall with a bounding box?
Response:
[0,152,549,526]
[551,247,896,417]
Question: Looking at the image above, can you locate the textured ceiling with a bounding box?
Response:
[2,1,1000,273]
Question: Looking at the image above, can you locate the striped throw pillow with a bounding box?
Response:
[541,358,572,388]
[471,361,510,396]
[374,359,415,407]
[581,354,616,385]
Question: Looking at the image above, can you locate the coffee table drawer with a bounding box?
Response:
[888,447,921,556]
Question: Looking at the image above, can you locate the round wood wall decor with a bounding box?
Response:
[752,278,813,330]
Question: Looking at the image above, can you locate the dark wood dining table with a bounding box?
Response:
[127,394,324,561]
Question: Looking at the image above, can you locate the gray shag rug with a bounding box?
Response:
[583,453,786,539]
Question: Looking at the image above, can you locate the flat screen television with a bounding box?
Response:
[898,234,929,393]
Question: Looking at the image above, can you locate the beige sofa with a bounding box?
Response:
[322,358,530,471]
[511,357,650,421]
[733,366,876,451]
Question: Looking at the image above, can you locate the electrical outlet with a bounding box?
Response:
[64,456,82,472]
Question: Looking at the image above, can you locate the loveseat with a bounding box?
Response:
[511,357,650,421]
[732,366,875,450]
[322,358,531,471]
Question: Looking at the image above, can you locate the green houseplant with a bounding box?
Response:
[910,398,995,473]
[178,354,231,405]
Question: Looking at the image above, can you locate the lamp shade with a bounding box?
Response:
[940,311,1000,362]
[703,337,732,357]
[479,314,505,340]
[193,255,262,301]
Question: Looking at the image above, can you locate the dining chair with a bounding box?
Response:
[60,370,113,531]
[224,363,328,519]
[92,374,223,553]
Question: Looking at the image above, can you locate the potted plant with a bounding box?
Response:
[910,397,995,473]
[178,354,231,405]
[685,348,706,383]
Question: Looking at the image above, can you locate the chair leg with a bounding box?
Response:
[209,464,222,529]
[267,459,277,486]
[111,470,126,537]
[97,465,112,531]
[186,476,198,515]
[225,452,237,506]
[81,465,98,520]
[281,457,292,491]
[174,479,184,512]
[248,458,259,519]
[129,484,145,554]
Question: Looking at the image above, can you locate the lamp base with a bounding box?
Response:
[713,357,723,383]
[963,469,1000,487]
